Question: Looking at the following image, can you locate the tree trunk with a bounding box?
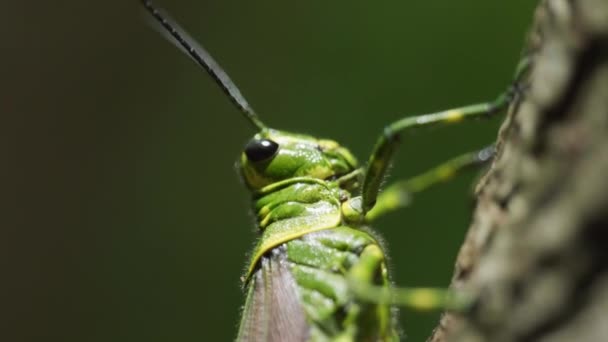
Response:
[429,1,608,341]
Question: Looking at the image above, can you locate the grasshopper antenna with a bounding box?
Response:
[141,0,267,131]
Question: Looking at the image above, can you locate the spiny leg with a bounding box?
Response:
[348,245,473,312]
[365,145,495,222]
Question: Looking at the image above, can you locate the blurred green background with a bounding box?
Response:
[8,1,536,341]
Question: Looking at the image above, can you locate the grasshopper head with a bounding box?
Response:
[239,129,358,190]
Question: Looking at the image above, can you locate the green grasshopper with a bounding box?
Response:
[142,1,526,340]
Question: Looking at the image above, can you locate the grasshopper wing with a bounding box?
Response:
[237,248,309,341]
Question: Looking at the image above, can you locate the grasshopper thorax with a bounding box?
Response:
[239,129,358,190]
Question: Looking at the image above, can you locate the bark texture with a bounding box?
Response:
[430,1,608,341]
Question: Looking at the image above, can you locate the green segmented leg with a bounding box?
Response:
[348,245,472,312]
[360,94,509,214]
[362,57,530,214]
[365,145,495,222]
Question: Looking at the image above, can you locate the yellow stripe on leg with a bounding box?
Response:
[444,110,464,123]
[404,288,446,311]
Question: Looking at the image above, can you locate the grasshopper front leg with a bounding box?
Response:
[360,96,509,214]
[361,57,530,214]
[365,145,495,222]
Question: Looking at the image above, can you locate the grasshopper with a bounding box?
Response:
[142,1,527,340]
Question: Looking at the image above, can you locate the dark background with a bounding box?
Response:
[6,1,536,341]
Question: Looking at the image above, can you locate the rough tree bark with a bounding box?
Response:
[429,1,608,341]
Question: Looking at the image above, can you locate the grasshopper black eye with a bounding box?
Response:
[245,139,279,162]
